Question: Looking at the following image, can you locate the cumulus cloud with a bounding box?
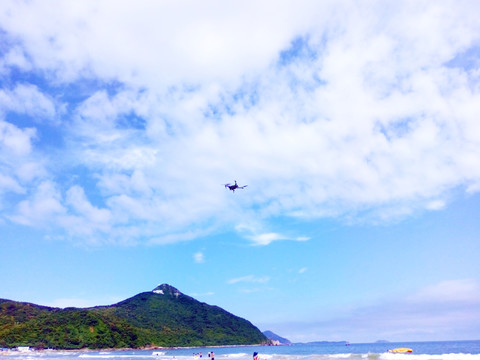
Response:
[0,173,23,195]
[63,185,113,236]
[0,119,49,214]
[0,0,480,244]
[9,180,65,226]
[0,46,32,73]
[0,84,58,126]
[0,0,320,85]
[0,119,36,157]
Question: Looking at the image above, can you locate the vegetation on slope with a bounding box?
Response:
[0,284,267,349]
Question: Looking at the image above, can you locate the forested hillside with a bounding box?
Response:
[0,284,268,349]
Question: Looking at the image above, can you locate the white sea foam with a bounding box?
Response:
[75,353,480,360]
[79,355,167,359]
[329,354,353,358]
[223,354,249,358]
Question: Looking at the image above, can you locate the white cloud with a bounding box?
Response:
[425,199,446,211]
[235,223,310,246]
[194,251,205,264]
[63,185,112,237]
[9,180,65,226]
[0,84,57,122]
[0,119,36,157]
[0,0,322,85]
[0,173,24,195]
[1,46,32,71]
[0,1,480,243]
[247,232,310,246]
[250,233,287,246]
[0,118,50,218]
[14,161,47,183]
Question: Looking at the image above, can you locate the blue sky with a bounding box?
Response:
[1,0,480,344]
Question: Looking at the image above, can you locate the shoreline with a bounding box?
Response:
[1,343,270,354]
[2,341,480,358]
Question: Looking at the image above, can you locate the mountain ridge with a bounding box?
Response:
[262,330,291,345]
[0,284,268,349]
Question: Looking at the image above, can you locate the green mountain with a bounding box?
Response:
[0,284,268,349]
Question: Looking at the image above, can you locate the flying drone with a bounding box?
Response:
[224,180,247,192]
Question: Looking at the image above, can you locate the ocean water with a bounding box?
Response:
[3,340,480,360]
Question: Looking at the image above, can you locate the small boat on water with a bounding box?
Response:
[388,348,413,353]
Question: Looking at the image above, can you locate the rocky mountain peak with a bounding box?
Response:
[152,283,183,298]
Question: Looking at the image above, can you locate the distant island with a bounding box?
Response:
[301,341,349,345]
[261,332,351,347]
[0,284,268,349]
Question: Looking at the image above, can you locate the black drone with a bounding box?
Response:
[224,180,247,192]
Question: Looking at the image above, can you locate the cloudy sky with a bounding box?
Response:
[1,0,480,343]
